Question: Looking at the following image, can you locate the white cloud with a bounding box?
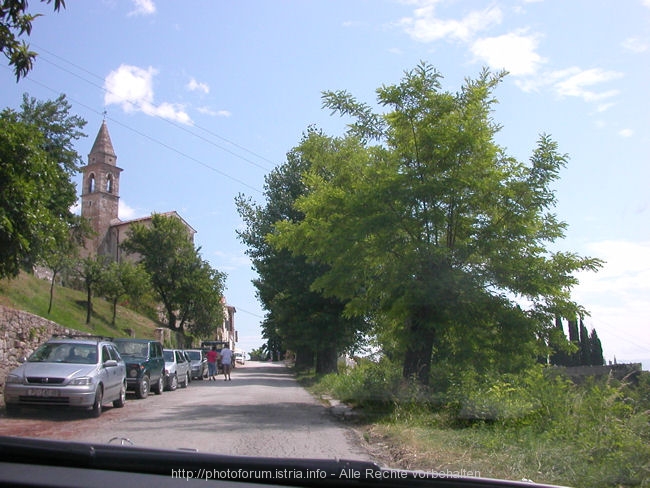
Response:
[618,128,634,138]
[516,67,622,106]
[187,78,210,94]
[553,67,623,102]
[622,37,649,53]
[119,200,137,220]
[197,106,231,117]
[470,30,545,76]
[399,2,502,43]
[128,0,155,16]
[596,102,615,113]
[104,64,192,125]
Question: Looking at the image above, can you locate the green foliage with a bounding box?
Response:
[97,261,151,325]
[236,142,369,374]
[271,63,603,383]
[120,213,226,340]
[309,364,650,487]
[313,358,402,409]
[0,94,85,279]
[74,255,109,325]
[0,0,65,80]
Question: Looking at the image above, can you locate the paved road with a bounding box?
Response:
[0,361,372,461]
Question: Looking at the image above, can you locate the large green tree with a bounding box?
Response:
[271,63,602,383]
[1,0,65,80]
[236,143,367,373]
[121,213,226,343]
[0,94,85,279]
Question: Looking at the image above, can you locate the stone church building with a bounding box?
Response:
[79,120,196,261]
[78,121,236,347]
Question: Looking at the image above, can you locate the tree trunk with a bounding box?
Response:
[85,284,92,324]
[48,270,57,315]
[402,309,435,385]
[111,298,118,325]
[315,346,338,375]
[294,347,314,371]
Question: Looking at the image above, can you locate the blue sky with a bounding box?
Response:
[1,0,648,368]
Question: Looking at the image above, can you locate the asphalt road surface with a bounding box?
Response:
[0,361,372,461]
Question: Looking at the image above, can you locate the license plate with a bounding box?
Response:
[27,388,59,397]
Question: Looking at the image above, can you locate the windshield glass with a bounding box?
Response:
[114,342,146,358]
[185,351,201,361]
[28,343,97,365]
[0,3,648,488]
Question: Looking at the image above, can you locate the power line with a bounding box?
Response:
[32,44,278,172]
[2,64,264,194]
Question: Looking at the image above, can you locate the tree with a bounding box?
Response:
[1,0,66,81]
[589,328,604,366]
[270,63,602,384]
[75,255,108,325]
[176,258,226,341]
[40,216,90,314]
[98,261,150,326]
[579,318,591,366]
[121,213,226,344]
[236,142,368,374]
[0,94,86,279]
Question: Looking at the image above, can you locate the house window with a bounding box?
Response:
[88,174,96,193]
[107,174,113,193]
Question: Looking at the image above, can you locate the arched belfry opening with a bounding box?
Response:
[106,173,113,193]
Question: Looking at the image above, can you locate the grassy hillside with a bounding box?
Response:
[0,272,162,340]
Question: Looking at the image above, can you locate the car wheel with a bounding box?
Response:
[168,373,178,391]
[90,386,103,418]
[152,375,163,395]
[113,382,126,408]
[136,376,150,399]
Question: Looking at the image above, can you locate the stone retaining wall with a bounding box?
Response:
[0,305,86,394]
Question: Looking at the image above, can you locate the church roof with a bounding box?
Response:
[90,120,116,158]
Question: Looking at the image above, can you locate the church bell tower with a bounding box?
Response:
[80,121,122,258]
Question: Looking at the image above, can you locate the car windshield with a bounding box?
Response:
[114,342,146,358]
[28,343,97,365]
[1,3,649,488]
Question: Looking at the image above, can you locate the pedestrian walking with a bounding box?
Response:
[220,345,233,381]
[206,346,218,381]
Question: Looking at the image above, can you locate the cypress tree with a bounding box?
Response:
[567,317,580,365]
[589,328,604,366]
[579,318,591,366]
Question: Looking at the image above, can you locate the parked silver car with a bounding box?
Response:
[184,349,207,380]
[163,349,190,391]
[4,336,127,417]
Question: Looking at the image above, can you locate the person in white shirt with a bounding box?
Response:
[220,345,233,381]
